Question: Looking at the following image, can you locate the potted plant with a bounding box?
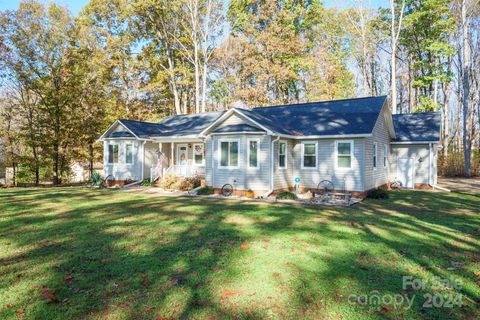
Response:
[246,189,255,198]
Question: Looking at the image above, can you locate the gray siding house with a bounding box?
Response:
[98,96,441,195]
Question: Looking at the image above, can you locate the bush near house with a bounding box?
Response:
[157,174,201,191]
[366,188,389,199]
[196,187,214,195]
[276,191,298,200]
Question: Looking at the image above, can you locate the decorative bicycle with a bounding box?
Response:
[390,178,403,189]
[317,179,334,202]
[221,179,237,197]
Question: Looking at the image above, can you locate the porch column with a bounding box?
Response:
[170,142,174,166]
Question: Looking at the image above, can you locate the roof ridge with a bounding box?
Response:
[119,118,163,125]
[251,95,387,110]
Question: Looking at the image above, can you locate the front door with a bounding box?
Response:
[397,158,414,188]
[177,144,188,166]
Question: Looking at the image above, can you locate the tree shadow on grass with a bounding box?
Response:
[0,189,479,319]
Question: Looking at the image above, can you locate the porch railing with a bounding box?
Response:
[150,165,205,182]
[165,165,205,178]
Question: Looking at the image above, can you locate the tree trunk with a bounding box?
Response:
[53,142,60,185]
[88,142,94,180]
[442,82,450,157]
[461,0,471,177]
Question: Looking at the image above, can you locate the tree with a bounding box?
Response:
[390,0,405,114]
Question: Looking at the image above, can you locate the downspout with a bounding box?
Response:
[428,142,435,189]
[268,136,280,196]
[141,140,146,182]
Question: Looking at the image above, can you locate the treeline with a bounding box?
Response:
[0,0,478,185]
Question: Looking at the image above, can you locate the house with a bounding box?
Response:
[98,96,441,196]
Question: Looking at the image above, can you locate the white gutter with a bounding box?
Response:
[390,141,439,145]
[269,136,280,194]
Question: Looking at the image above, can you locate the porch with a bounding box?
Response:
[149,141,206,182]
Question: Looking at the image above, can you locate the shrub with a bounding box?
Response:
[276,191,297,200]
[158,174,201,191]
[366,188,389,199]
[158,174,181,189]
[90,171,104,186]
[141,178,151,186]
[196,187,214,195]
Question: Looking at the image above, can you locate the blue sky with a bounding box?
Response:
[0,0,390,15]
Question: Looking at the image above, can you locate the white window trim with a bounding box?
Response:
[384,144,388,168]
[247,138,260,169]
[125,143,133,165]
[278,140,287,169]
[373,142,378,170]
[301,141,318,169]
[108,143,119,164]
[334,140,354,170]
[218,139,240,168]
[193,143,205,166]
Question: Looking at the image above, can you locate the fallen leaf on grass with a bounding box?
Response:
[381,306,392,313]
[6,303,14,308]
[16,308,24,314]
[156,315,175,320]
[166,278,179,287]
[64,274,74,285]
[222,290,242,297]
[40,287,57,303]
[240,243,249,250]
[118,303,130,308]
[272,272,281,278]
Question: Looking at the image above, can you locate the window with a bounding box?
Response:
[194,144,204,165]
[336,141,353,169]
[302,142,317,168]
[108,144,119,164]
[248,140,258,168]
[125,144,133,164]
[219,140,238,167]
[278,141,286,168]
[373,142,377,168]
[383,145,388,167]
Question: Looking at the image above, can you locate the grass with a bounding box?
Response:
[0,188,479,320]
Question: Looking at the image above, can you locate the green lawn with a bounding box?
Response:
[0,188,479,320]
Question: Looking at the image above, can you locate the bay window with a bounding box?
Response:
[220,140,238,167]
[108,144,119,164]
[248,140,258,168]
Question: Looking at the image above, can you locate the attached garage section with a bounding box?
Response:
[391,112,441,189]
[390,143,437,188]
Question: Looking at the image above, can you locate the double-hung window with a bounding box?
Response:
[248,139,258,168]
[220,140,238,167]
[373,142,377,169]
[302,142,317,168]
[108,144,119,164]
[125,144,133,164]
[336,141,353,169]
[278,141,287,168]
[383,145,388,167]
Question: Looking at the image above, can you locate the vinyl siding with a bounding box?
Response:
[390,144,435,185]
[208,134,271,192]
[273,139,295,189]
[364,108,391,190]
[103,139,143,181]
[214,113,262,131]
[288,139,365,192]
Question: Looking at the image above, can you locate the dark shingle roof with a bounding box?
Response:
[111,96,388,138]
[153,112,224,137]
[118,119,165,138]
[392,112,441,142]
[249,96,387,136]
[212,124,266,133]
